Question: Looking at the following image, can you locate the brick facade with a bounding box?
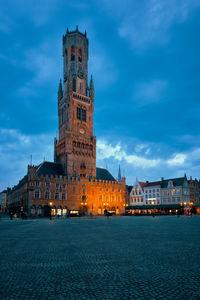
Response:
[7,27,126,216]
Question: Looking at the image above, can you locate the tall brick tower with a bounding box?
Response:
[54,26,96,178]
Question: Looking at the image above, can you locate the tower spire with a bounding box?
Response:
[118,165,122,183]
[58,79,63,100]
[90,75,94,90]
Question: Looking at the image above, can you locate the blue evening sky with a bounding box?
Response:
[0,0,200,190]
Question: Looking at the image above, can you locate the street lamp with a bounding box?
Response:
[49,202,53,219]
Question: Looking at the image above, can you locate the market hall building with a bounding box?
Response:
[7,27,126,216]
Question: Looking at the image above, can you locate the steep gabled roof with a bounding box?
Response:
[36,161,64,176]
[35,162,116,182]
[96,167,116,182]
[126,185,133,194]
[144,181,161,187]
[161,177,186,188]
[138,181,147,191]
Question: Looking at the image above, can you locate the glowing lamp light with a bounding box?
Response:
[85,202,87,205]
[49,202,53,206]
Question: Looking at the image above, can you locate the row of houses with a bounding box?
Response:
[126,175,200,214]
[1,173,200,216]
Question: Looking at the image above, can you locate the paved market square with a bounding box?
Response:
[1,215,200,299]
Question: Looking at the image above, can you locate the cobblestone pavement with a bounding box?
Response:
[0,215,200,300]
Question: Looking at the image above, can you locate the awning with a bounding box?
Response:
[126,204,182,210]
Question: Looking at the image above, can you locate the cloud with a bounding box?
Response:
[100,0,200,48]
[135,144,147,152]
[23,42,60,85]
[89,46,118,87]
[0,128,54,191]
[97,140,161,168]
[0,0,60,28]
[167,153,187,166]
[133,80,167,105]
[97,138,200,183]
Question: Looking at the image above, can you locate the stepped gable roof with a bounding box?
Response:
[161,177,186,188]
[37,161,64,176]
[96,167,116,182]
[138,181,147,190]
[144,181,161,187]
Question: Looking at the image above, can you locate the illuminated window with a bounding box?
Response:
[71,46,75,61]
[78,48,82,62]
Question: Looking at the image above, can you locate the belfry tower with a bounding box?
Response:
[54,26,96,177]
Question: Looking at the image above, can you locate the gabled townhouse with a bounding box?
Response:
[143,181,161,205]
[129,179,146,206]
[161,175,189,207]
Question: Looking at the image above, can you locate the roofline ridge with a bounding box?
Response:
[36,161,45,172]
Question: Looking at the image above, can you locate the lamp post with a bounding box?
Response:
[49,202,53,219]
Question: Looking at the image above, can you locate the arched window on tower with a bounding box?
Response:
[78,48,82,62]
[71,46,75,61]
[73,78,76,91]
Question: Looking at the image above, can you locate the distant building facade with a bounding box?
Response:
[188,176,200,214]
[161,175,189,206]
[144,181,161,205]
[130,179,145,206]
[7,27,126,216]
[127,175,192,214]
[0,190,7,212]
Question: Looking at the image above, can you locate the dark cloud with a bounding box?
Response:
[0,0,200,190]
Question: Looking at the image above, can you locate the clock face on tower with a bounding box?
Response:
[79,127,85,135]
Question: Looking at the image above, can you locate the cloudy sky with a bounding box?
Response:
[0,0,200,190]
